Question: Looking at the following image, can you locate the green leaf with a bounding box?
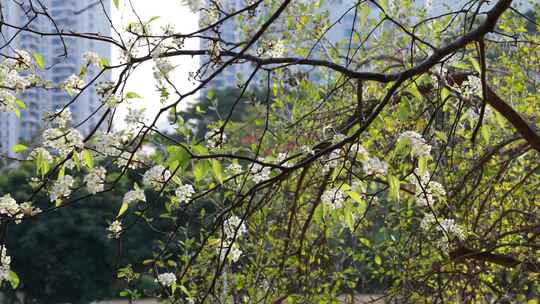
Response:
[359,237,371,247]
[166,146,191,171]
[117,201,129,218]
[406,84,422,101]
[193,160,210,182]
[113,0,119,9]
[374,255,382,266]
[11,144,28,153]
[99,58,110,68]
[15,99,27,109]
[388,174,400,202]
[441,88,450,101]
[418,157,428,176]
[33,52,45,69]
[125,92,142,99]
[344,207,354,232]
[468,57,481,74]
[8,271,20,289]
[210,159,223,184]
[83,150,94,169]
[346,191,366,212]
[179,285,191,297]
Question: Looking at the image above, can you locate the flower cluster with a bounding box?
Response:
[398,131,431,158]
[349,143,369,161]
[457,75,482,99]
[250,162,271,183]
[0,246,11,283]
[92,131,122,157]
[205,128,227,149]
[217,215,247,263]
[49,175,74,202]
[28,148,51,164]
[152,45,175,80]
[107,220,122,239]
[412,170,446,207]
[64,74,85,96]
[142,165,171,191]
[84,166,106,194]
[0,49,36,113]
[82,51,100,66]
[156,272,177,287]
[43,128,84,155]
[226,163,243,176]
[123,188,146,205]
[257,40,285,58]
[47,108,72,129]
[362,157,388,176]
[321,187,346,209]
[0,194,23,223]
[175,183,195,204]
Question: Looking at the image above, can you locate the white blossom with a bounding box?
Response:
[82,51,100,65]
[43,128,84,155]
[64,74,85,96]
[125,107,146,129]
[250,162,271,183]
[28,147,53,163]
[156,272,177,287]
[321,187,346,209]
[362,157,388,176]
[142,165,171,190]
[19,202,42,216]
[46,108,72,129]
[0,194,22,223]
[349,143,369,161]
[175,183,195,204]
[205,128,226,149]
[49,175,74,202]
[223,215,247,240]
[92,131,122,156]
[398,131,431,158]
[0,89,17,112]
[123,188,146,205]
[412,170,446,207]
[226,163,243,176]
[0,246,11,283]
[84,166,106,194]
[107,220,122,239]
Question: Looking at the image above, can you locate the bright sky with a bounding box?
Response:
[110,0,200,131]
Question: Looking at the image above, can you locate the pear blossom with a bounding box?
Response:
[19,202,42,216]
[123,188,146,205]
[205,128,226,149]
[64,74,85,96]
[84,166,106,194]
[226,163,243,176]
[175,183,195,204]
[156,272,177,287]
[142,165,171,190]
[321,187,346,209]
[28,147,53,163]
[250,162,271,183]
[0,194,22,223]
[82,51,100,65]
[398,131,431,158]
[223,215,247,240]
[107,220,122,239]
[0,246,11,283]
[49,175,74,202]
[362,157,388,175]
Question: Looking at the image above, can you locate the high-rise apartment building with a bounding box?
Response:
[0,0,111,157]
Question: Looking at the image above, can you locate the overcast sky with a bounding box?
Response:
[111,0,199,130]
